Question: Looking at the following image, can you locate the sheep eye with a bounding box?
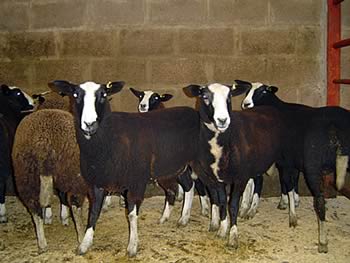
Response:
[16,92,21,96]
[73,93,78,98]
[155,96,159,100]
[103,92,107,98]
[262,90,267,94]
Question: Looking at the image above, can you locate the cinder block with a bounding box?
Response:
[298,83,325,107]
[31,0,87,29]
[240,29,296,56]
[33,59,90,88]
[270,0,321,25]
[91,58,147,85]
[178,28,234,55]
[267,57,321,88]
[0,61,31,88]
[208,0,268,25]
[59,30,117,58]
[120,29,174,56]
[296,27,321,56]
[148,0,206,25]
[3,32,56,60]
[150,58,207,84]
[0,2,29,31]
[89,0,144,27]
[212,57,268,83]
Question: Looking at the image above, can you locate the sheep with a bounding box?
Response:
[0,84,34,223]
[12,106,88,253]
[238,79,350,253]
[129,87,173,112]
[183,83,292,248]
[49,80,201,257]
[129,87,210,218]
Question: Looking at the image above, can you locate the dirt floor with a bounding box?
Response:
[0,195,349,263]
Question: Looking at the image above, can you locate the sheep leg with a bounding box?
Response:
[177,167,195,227]
[102,195,112,211]
[71,205,84,243]
[177,184,184,202]
[239,178,254,218]
[207,187,220,232]
[194,178,210,217]
[126,202,139,257]
[77,186,105,255]
[216,183,228,238]
[0,181,7,223]
[293,172,300,207]
[158,179,176,224]
[277,167,288,210]
[305,171,328,253]
[228,185,242,249]
[247,174,263,219]
[58,192,70,226]
[32,214,47,253]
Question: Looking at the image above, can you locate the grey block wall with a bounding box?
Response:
[1,0,348,196]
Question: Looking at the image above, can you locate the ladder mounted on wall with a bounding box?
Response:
[326,0,350,199]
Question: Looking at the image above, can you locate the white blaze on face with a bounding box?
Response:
[10,86,35,107]
[139,91,154,112]
[241,82,263,109]
[208,83,231,132]
[80,82,101,133]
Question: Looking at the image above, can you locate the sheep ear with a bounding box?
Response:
[230,84,249,97]
[104,81,125,95]
[234,79,252,91]
[183,84,202,97]
[1,84,11,95]
[32,94,46,104]
[129,87,143,98]
[48,80,77,95]
[267,86,278,93]
[160,94,173,102]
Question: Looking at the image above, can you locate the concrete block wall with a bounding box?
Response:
[0,0,326,113]
[341,0,350,109]
[0,0,339,196]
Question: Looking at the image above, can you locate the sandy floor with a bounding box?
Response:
[0,195,349,263]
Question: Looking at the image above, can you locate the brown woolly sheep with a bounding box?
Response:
[12,108,88,253]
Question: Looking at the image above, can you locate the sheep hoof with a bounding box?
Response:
[277,202,288,210]
[228,230,239,249]
[159,217,168,224]
[0,216,8,224]
[289,216,298,228]
[177,218,189,227]
[61,218,69,226]
[201,207,210,217]
[43,217,52,225]
[38,246,48,254]
[318,243,328,253]
[76,246,87,255]
[208,222,220,232]
[246,209,257,219]
[239,209,249,219]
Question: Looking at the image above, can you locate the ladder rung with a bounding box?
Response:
[333,38,350,49]
[333,79,350,84]
[333,0,344,5]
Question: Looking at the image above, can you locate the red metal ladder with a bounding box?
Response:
[326,0,350,198]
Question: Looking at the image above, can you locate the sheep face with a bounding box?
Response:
[48,80,125,139]
[1,84,34,112]
[184,83,246,133]
[236,80,278,109]
[130,88,173,113]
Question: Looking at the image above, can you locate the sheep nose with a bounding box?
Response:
[217,118,227,126]
[243,103,251,108]
[140,104,146,109]
[84,121,98,132]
